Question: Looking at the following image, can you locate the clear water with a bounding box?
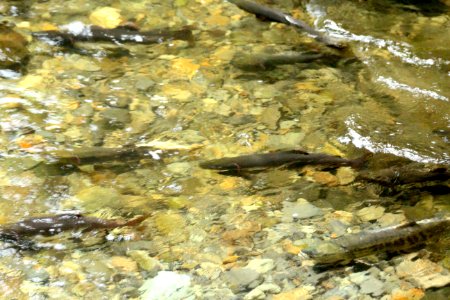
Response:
[0,0,449,298]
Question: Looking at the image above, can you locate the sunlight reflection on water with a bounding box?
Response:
[339,116,450,164]
[376,76,448,102]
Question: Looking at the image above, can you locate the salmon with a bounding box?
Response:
[302,216,450,268]
[231,51,325,71]
[357,164,449,186]
[228,0,345,48]
[33,23,194,46]
[200,150,369,171]
[0,213,148,248]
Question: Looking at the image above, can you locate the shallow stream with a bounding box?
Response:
[0,0,449,299]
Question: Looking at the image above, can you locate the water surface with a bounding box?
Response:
[0,0,449,298]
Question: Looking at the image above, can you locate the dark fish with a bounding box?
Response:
[228,0,346,49]
[302,216,450,268]
[32,23,194,47]
[357,164,449,186]
[200,150,369,171]
[0,213,148,241]
[231,51,325,71]
[43,146,143,165]
[22,146,163,167]
[8,146,163,173]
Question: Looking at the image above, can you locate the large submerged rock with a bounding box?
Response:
[0,22,28,72]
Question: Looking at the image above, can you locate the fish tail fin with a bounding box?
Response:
[176,26,195,46]
[350,151,373,169]
[123,214,150,227]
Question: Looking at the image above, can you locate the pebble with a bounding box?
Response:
[396,257,450,289]
[63,54,101,72]
[201,287,236,299]
[349,271,369,285]
[253,85,279,99]
[154,212,186,236]
[260,106,281,130]
[135,77,155,91]
[282,198,323,222]
[265,227,289,245]
[359,276,385,296]
[53,261,80,281]
[25,268,50,283]
[244,283,281,300]
[72,103,94,117]
[139,271,193,300]
[282,239,303,255]
[70,56,101,72]
[378,213,407,227]
[177,129,206,143]
[224,268,262,293]
[82,259,112,282]
[267,132,305,148]
[243,288,265,300]
[166,162,191,175]
[311,171,339,186]
[245,258,275,274]
[356,206,385,222]
[273,286,313,300]
[104,95,130,108]
[167,197,190,209]
[322,283,360,299]
[110,256,138,273]
[99,108,130,129]
[73,186,124,210]
[327,219,349,237]
[390,288,424,300]
[130,109,156,134]
[127,250,162,274]
[89,7,124,28]
[336,167,356,185]
[161,84,193,101]
[196,262,222,280]
[72,281,97,297]
[18,74,43,89]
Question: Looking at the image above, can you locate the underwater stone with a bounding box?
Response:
[224,268,262,293]
[139,271,193,300]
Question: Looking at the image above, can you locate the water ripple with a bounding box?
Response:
[322,19,449,68]
[339,116,449,164]
[376,76,448,102]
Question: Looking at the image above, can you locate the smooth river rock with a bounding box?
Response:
[139,271,193,300]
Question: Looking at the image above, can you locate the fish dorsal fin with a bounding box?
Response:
[115,22,140,31]
[268,149,309,155]
[288,149,309,155]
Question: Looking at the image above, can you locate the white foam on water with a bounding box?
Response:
[120,34,144,42]
[305,3,450,68]
[377,76,448,102]
[339,117,449,164]
[60,21,92,36]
